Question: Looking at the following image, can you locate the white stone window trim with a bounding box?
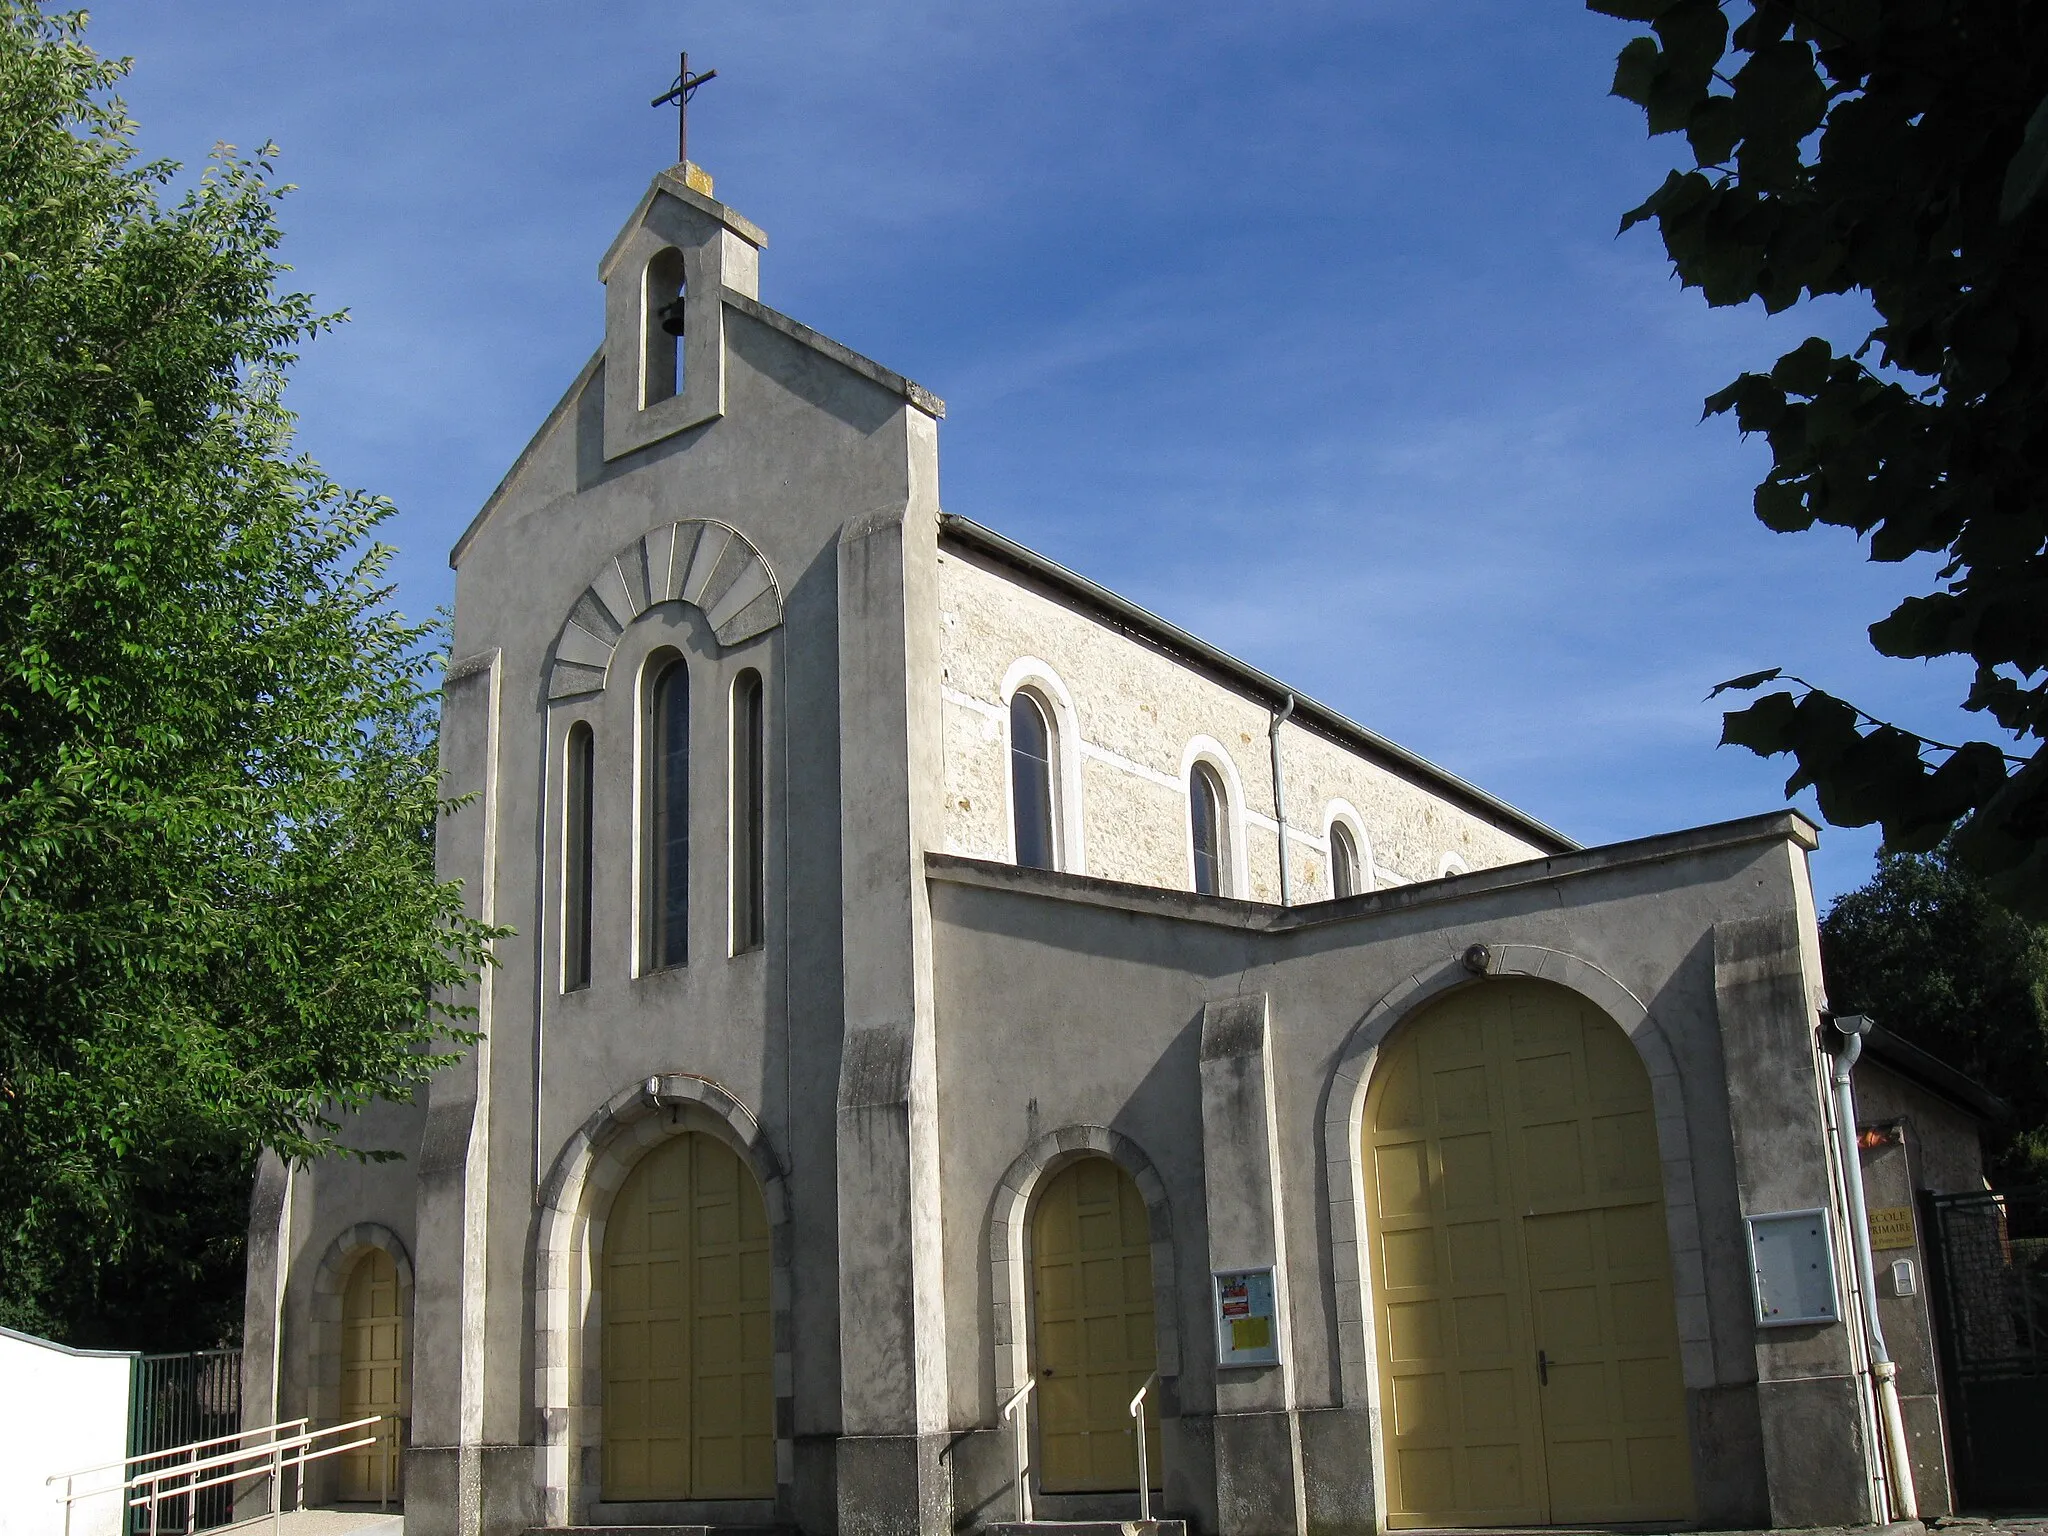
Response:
[1078,736,1182,792]
[1436,851,1471,878]
[1180,735,1250,899]
[999,657,1087,876]
[628,649,664,978]
[1323,800,1376,897]
[941,685,1005,725]
[545,701,604,996]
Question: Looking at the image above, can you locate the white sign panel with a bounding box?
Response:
[1745,1208,1840,1327]
[1213,1268,1280,1367]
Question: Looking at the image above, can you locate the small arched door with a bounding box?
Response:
[602,1131,774,1502]
[338,1249,406,1502]
[1031,1157,1162,1493]
[1363,978,1694,1528]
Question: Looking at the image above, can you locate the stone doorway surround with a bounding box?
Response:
[530,1072,795,1527]
[1318,944,1715,1530]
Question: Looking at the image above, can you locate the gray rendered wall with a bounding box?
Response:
[928,817,1876,1535]
[391,175,947,1536]
[1852,1063,1989,1516]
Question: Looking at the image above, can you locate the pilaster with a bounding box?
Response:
[1198,994,1305,1536]
[833,476,950,1536]
[1713,906,1880,1528]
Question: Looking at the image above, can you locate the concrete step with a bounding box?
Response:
[985,1523,1186,1536]
[527,1527,790,1536]
[218,1514,403,1536]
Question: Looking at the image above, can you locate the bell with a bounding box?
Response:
[659,294,687,338]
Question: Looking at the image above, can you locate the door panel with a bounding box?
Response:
[603,1132,774,1502]
[1368,991,1548,1528]
[339,1248,405,1502]
[1365,980,1694,1528]
[1032,1158,1162,1493]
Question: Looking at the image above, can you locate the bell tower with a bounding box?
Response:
[596,162,766,460]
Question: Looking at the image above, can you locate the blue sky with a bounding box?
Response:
[83,0,1985,906]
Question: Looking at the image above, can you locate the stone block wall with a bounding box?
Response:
[936,543,1547,901]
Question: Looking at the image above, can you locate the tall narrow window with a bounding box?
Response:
[646,656,689,970]
[1191,762,1230,897]
[731,670,765,954]
[1009,691,1057,871]
[1331,821,1361,899]
[564,723,595,990]
[643,247,686,407]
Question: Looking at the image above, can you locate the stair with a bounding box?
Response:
[985,1523,1186,1536]
[528,1528,790,1536]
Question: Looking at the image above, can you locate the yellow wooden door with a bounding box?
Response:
[1032,1158,1162,1492]
[1366,987,1548,1526]
[1363,980,1694,1528]
[1512,994,1693,1523]
[338,1248,404,1502]
[603,1132,775,1501]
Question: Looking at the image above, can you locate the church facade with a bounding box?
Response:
[241,165,1984,1536]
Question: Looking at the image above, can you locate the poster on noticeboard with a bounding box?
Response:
[1213,1267,1280,1367]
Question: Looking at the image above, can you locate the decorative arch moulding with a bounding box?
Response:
[548,519,782,699]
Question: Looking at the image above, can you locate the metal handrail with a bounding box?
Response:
[1001,1377,1037,1523]
[50,1416,385,1536]
[1130,1371,1159,1522]
[49,1419,311,1490]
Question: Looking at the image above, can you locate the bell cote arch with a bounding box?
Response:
[548,519,782,700]
[598,170,766,460]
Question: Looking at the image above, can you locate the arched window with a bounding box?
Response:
[645,656,689,970]
[730,670,765,954]
[563,722,595,990]
[1009,690,1058,871]
[1190,762,1230,897]
[1330,821,1362,899]
[643,246,686,408]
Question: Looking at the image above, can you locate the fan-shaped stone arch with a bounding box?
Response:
[548,519,782,699]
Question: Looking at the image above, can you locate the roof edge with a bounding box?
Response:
[451,347,604,569]
[597,169,768,284]
[723,293,944,418]
[926,809,1821,932]
[938,513,1573,852]
[1863,1025,2010,1123]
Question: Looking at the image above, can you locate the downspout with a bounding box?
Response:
[1827,1013,1919,1520]
[1269,694,1295,905]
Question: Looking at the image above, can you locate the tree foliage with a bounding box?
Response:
[0,3,496,1344]
[1822,844,2048,1186]
[1591,0,2048,917]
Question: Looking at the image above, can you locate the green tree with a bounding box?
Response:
[1590,0,2048,917]
[0,3,495,1345]
[1822,845,2048,1185]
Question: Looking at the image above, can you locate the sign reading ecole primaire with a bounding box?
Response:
[1213,1268,1280,1367]
[1868,1205,1916,1250]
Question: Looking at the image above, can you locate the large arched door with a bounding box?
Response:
[338,1248,406,1502]
[1031,1157,1162,1493]
[602,1131,774,1502]
[1363,979,1694,1528]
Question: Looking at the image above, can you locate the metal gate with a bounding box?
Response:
[127,1349,244,1533]
[1929,1189,2048,1509]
